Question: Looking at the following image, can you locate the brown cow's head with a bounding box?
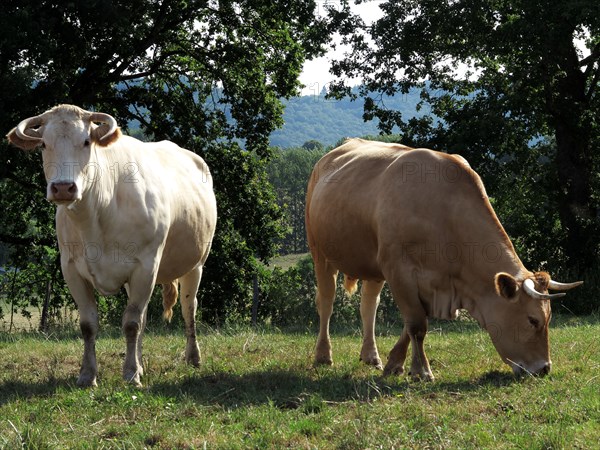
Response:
[485,271,582,376]
[6,104,121,205]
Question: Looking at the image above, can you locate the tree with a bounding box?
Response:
[0,0,330,325]
[267,146,325,254]
[329,0,600,269]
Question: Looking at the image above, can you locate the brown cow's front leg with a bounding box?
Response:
[384,272,434,381]
[407,320,434,381]
[383,327,409,376]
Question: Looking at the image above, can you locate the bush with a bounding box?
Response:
[258,255,402,331]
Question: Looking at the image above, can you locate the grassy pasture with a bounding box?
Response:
[0,317,598,449]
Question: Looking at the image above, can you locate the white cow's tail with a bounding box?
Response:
[162,280,179,322]
[343,275,359,297]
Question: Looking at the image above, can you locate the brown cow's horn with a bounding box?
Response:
[523,279,566,300]
[15,114,45,142]
[548,280,584,291]
[89,112,118,141]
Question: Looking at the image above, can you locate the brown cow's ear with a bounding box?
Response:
[495,272,519,300]
[91,126,121,147]
[6,128,42,151]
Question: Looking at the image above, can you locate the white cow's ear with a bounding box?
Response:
[6,127,43,151]
[91,126,121,147]
[494,272,519,301]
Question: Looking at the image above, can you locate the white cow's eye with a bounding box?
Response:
[84,139,90,146]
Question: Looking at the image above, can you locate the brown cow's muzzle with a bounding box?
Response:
[511,360,552,377]
[49,181,78,203]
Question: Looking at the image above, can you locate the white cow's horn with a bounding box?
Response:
[89,112,118,142]
[548,280,584,290]
[15,114,46,142]
[523,279,566,300]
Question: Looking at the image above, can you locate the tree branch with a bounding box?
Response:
[579,42,600,69]
[585,66,599,101]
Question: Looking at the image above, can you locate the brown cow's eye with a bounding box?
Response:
[528,316,540,328]
[40,142,46,150]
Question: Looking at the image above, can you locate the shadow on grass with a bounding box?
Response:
[0,365,519,409]
[0,378,75,405]
[148,367,518,409]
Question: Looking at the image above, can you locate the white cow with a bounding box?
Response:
[7,104,217,387]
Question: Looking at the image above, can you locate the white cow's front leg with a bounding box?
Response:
[122,271,156,387]
[63,265,98,387]
[78,303,99,387]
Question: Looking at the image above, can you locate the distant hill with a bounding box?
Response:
[270,88,424,148]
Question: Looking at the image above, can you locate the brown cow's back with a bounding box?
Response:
[306,138,515,284]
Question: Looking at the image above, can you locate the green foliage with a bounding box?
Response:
[259,256,318,328]
[267,146,326,254]
[259,255,400,330]
[0,0,330,326]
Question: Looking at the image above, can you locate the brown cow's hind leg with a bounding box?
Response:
[313,259,338,366]
[359,280,385,369]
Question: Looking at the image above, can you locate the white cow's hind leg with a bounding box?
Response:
[359,280,385,369]
[179,266,202,366]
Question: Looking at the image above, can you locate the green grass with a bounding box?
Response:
[0,318,598,449]
[268,253,309,270]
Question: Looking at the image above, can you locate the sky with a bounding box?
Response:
[299,0,385,95]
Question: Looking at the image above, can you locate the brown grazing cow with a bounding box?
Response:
[306,138,582,379]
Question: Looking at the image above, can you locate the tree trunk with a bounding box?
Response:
[545,29,597,268]
[551,80,597,267]
[554,126,596,267]
[40,280,51,333]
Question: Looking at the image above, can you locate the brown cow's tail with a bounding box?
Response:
[162,280,178,322]
[343,275,359,297]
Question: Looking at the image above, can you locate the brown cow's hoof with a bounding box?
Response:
[314,356,333,366]
[409,370,435,382]
[383,363,404,377]
[360,356,383,370]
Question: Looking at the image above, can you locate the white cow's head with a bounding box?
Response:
[7,104,121,205]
